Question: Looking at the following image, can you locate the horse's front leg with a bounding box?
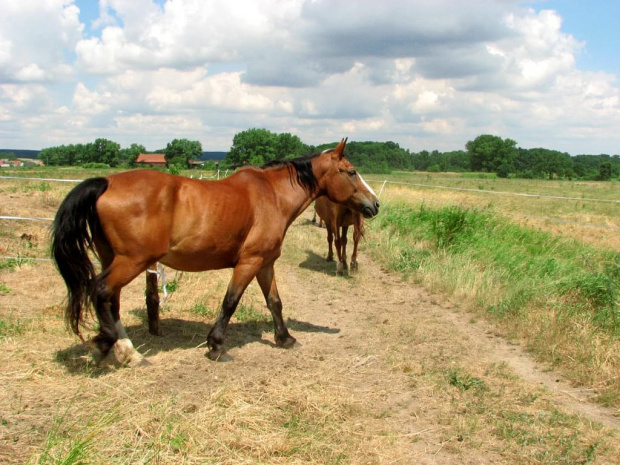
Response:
[206,259,260,361]
[326,222,334,262]
[350,227,360,273]
[256,264,296,349]
[335,225,348,276]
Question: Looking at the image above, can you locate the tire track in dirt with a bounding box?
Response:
[438,305,620,430]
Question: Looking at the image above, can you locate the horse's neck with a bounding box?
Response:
[268,170,315,223]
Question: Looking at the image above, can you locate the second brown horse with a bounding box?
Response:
[52,139,379,364]
[314,197,365,275]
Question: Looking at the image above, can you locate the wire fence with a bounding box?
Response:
[365,178,620,232]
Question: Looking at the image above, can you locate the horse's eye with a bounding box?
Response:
[348,170,356,177]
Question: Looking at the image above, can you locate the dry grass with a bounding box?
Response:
[1,171,620,464]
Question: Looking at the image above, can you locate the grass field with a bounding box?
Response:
[1,166,619,463]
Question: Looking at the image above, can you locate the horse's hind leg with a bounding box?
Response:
[94,257,149,366]
[91,277,119,365]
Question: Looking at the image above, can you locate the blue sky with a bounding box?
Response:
[1,0,618,155]
[532,0,619,76]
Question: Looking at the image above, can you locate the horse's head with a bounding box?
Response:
[318,138,380,219]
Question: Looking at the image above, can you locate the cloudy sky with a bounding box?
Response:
[1,0,618,155]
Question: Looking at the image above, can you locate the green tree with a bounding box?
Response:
[530,148,572,180]
[38,144,85,166]
[599,162,612,181]
[226,128,278,166]
[164,139,203,166]
[120,143,147,166]
[412,150,431,171]
[466,135,517,174]
[276,132,308,160]
[496,163,511,178]
[89,138,121,166]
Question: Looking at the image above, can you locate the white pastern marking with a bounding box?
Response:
[114,338,145,366]
[358,174,377,197]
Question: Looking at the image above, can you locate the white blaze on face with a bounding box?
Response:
[358,173,377,197]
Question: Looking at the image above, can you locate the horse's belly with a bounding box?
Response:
[158,248,237,272]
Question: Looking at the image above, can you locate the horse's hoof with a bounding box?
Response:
[148,327,163,337]
[276,336,298,349]
[350,262,359,273]
[336,262,347,276]
[326,257,334,262]
[206,349,233,362]
[90,348,107,366]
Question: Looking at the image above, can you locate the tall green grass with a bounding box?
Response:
[368,201,620,334]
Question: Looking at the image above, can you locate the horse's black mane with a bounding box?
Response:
[262,151,326,194]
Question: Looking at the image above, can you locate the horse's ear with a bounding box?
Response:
[334,137,348,159]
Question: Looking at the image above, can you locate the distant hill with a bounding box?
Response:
[0,149,39,159]
[200,151,227,160]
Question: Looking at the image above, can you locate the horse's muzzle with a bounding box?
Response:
[362,199,380,218]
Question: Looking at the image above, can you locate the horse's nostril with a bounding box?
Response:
[375,200,381,209]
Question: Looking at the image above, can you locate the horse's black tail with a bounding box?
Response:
[51,177,109,339]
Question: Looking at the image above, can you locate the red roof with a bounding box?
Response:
[136,153,166,164]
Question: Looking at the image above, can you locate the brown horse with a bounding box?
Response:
[52,139,379,365]
[314,197,365,275]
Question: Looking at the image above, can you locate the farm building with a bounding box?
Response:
[135,153,167,167]
[0,159,24,168]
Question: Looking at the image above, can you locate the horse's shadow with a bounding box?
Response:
[298,249,338,276]
[55,316,339,374]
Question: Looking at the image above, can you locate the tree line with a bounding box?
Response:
[413,135,619,180]
[37,138,202,168]
[227,130,618,180]
[34,131,618,180]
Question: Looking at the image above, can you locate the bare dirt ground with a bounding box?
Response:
[1,206,619,463]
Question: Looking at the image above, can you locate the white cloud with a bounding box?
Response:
[0,0,82,83]
[73,82,111,115]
